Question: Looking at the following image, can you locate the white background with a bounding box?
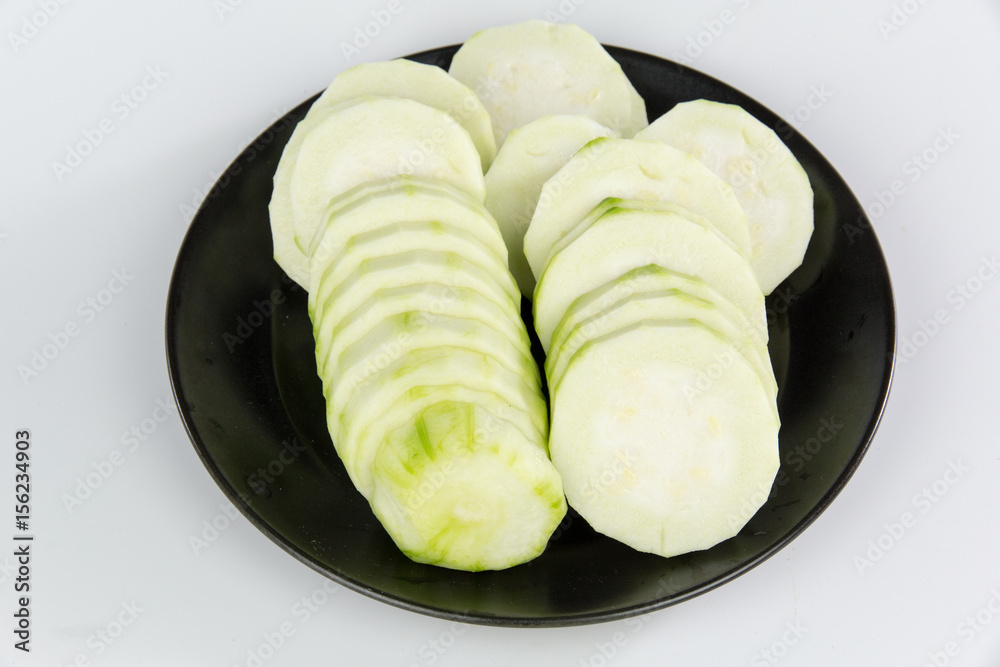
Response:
[2,0,999,665]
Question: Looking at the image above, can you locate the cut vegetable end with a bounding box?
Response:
[370,401,566,571]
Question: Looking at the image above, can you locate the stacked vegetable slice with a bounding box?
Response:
[270,60,498,289]
[269,60,565,571]
[528,138,788,559]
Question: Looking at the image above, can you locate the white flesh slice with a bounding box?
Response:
[314,282,531,382]
[635,99,814,294]
[335,349,547,497]
[311,220,516,326]
[523,137,752,280]
[313,250,522,360]
[313,253,521,388]
[484,114,618,296]
[327,311,540,423]
[548,264,771,388]
[290,96,485,254]
[533,206,766,350]
[268,102,355,287]
[337,346,544,445]
[370,400,565,571]
[306,175,502,261]
[548,302,778,421]
[448,20,647,147]
[546,196,747,278]
[344,384,547,498]
[549,320,779,559]
[309,59,497,171]
[308,186,514,318]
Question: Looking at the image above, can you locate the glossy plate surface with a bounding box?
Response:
[165,45,895,627]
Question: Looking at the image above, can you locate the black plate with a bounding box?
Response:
[165,44,895,627]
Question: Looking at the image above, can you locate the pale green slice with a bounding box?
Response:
[547,296,778,421]
[546,264,774,403]
[310,219,516,328]
[636,99,814,294]
[533,206,766,351]
[371,400,565,571]
[484,114,618,296]
[314,282,530,382]
[448,20,647,147]
[309,59,497,171]
[549,320,779,559]
[523,137,751,281]
[290,96,485,254]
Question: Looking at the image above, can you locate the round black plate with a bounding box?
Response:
[165,44,895,627]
